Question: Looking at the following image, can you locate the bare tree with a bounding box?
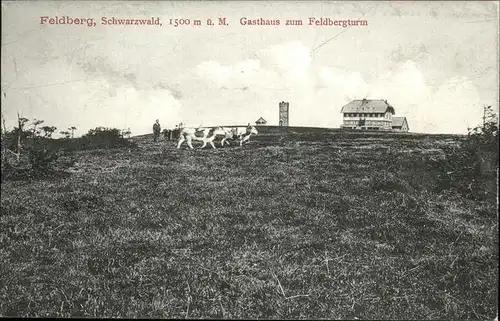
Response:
[60,131,71,139]
[15,113,29,161]
[0,113,28,163]
[41,126,57,138]
[1,113,8,163]
[482,105,497,125]
[2,113,29,162]
[122,128,132,139]
[1,113,6,134]
[31,119,44,141]
[69,126,77,138]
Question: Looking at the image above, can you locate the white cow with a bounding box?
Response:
[177,127,225,149]
[219,126,259,147]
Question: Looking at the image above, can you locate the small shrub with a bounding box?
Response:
[1,146,75,181]
[63,127,137,151]
[28,148,60,171]
[436,113,498,201]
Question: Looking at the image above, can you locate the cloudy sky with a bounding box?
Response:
[1,1,499,136]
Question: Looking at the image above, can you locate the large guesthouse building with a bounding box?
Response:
[340,99,407,131]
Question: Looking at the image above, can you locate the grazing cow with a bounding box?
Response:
[177,127,224,149]
[218,126,259,147]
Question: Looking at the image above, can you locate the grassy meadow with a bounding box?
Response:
[0,127,498,319]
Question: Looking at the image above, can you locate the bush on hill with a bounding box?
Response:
[435,107,498,203]
[1,120,136,181]
[61,127,137,151]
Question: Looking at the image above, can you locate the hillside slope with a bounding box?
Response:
[1,130,497,319]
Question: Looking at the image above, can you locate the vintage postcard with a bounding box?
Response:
[1,1,498,319]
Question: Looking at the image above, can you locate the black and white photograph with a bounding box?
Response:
[1,1,498,319]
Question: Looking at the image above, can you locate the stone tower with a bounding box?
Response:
[279,101,289,126]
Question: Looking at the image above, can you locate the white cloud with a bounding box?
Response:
[2,2,496,137]
[2,59,182,136]
[4,40,485,136]
[195,61,232,87]
[257,40,312,76]
[368,60,483,133]
[193,45,484,133]
[103,86,181,135]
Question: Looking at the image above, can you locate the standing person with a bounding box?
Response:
[173,125,179,140]
[246,122,252,135]
[242,122,254,145]
[153,119,161,142]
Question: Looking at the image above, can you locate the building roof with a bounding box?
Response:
[340,99,395,114]
[392,117,407,128]
[255,117,267,124]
